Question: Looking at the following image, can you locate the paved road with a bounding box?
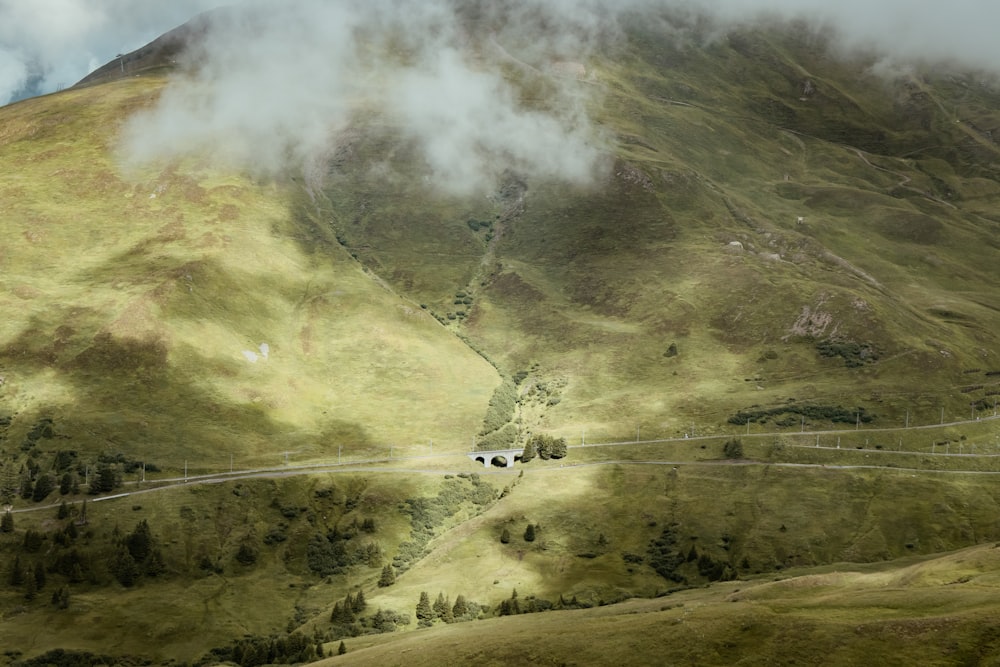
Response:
[12,433,1000,515]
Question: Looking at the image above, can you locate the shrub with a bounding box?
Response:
[378,564,396,587]
[723,439,744,459]
[416,591,433,627]
[235,544,258,566]
[527,434,568,460]
[478,376,518,437]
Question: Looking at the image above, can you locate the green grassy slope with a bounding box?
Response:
[318,542,1000,667]
[0,78,499,474]
[313,18,1000,446]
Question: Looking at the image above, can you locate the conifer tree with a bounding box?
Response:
[57,500,69,520]
[351,589,366,613]
[33,562,45,591]
[20,477,33,500]
[51,586,70,609]
[452,594,468,619]
[432,592,448,619]
[112,545,139,587]
[520,438,536,463]
[144,548,166,577]
[31,475,54,502]
[377,564,395,587]
[416,591,433,626]
[0,510,13,533]
[500,528,510,544]
[126,519,152,562]
[338,641,347,655]
[9,554,23,586]
[59,472,73,496]
[524,523,536,542]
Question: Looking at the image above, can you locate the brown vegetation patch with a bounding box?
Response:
[490,271,546,306]
[216,203,240,222]
[11,284,43,300]
[566,273,630,317]
[69,332,169,381]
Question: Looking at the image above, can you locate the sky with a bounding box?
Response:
[0,0,235,104]
[4,0,999,193]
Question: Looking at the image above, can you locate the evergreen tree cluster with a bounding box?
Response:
[326,588,414,639]
[415,590,484,626]
[647,525,738,584]
[305,527,383,577]
[521,434,567,463]
[377,563,396,587]
[3,509,170,603]
[497,588,554,616]
[206,632,322,667]
[111,519,166,587]
[329,589,367,635]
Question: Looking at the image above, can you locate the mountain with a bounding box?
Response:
[1,5,1000,664]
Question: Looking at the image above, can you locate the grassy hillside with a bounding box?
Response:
[2,7,1000,665]
[317,542,1000,666]
[0,78,499,474]
[311,16,1000,447]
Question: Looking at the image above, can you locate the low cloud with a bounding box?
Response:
[5,1,991,193]
[119,0,608,195]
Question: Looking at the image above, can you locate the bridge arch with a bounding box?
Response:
[467,448,522,468]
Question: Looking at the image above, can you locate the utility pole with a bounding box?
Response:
[230,454,233,473]
[141,462,145,483]
[856,412,860,430]
[941,407,944,425]
[905,409,909,429]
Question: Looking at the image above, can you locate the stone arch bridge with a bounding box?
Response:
[467,448,524,468]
